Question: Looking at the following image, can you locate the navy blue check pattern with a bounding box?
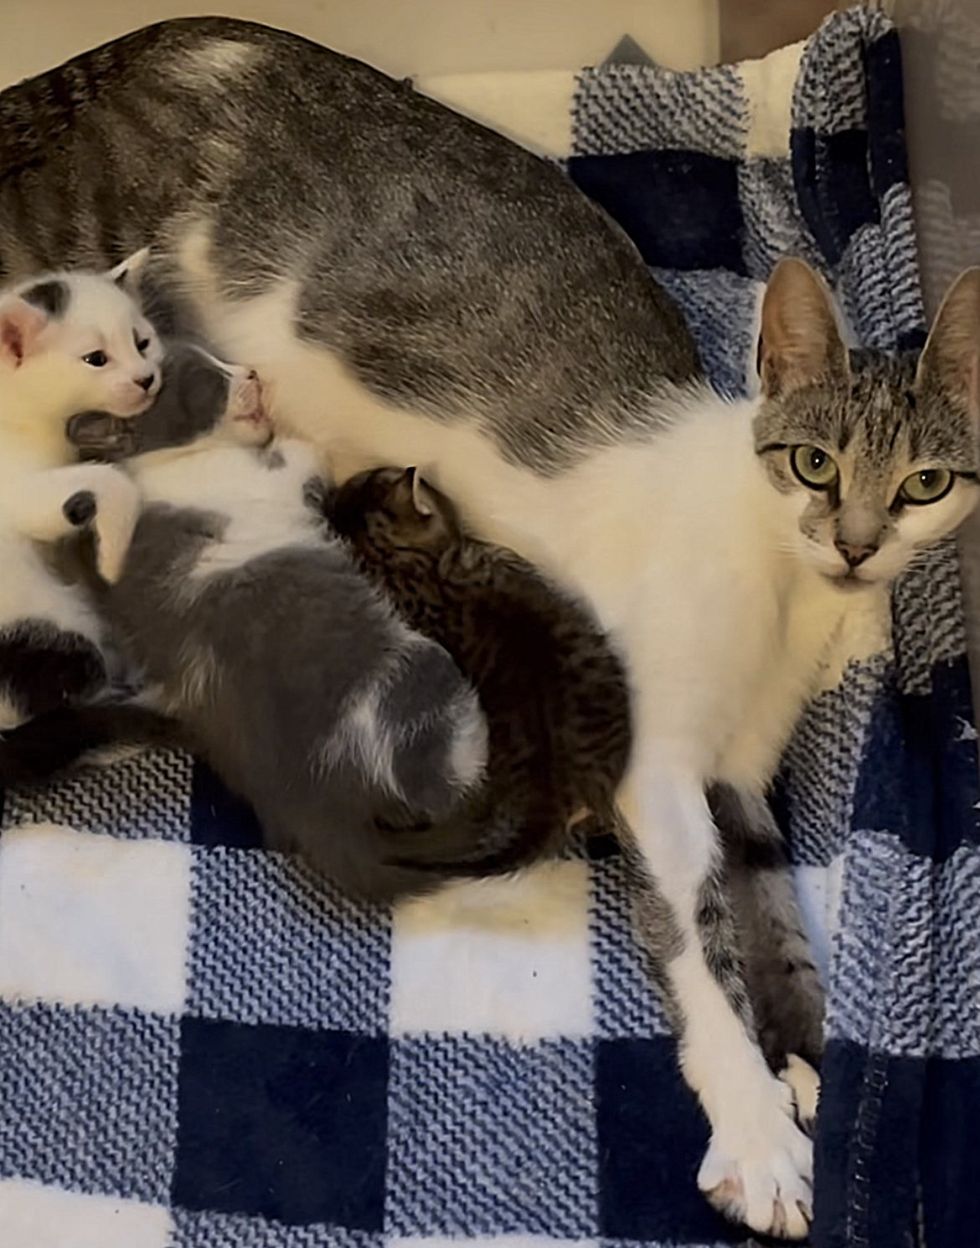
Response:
[0,9,976,1248]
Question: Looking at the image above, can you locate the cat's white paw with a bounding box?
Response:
[780,1053,821,1132]
[697,1085,813,1240]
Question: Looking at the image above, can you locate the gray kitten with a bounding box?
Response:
[62,344,488,902]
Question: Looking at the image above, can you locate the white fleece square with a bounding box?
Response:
[0,823,191,1014]
[739,41,803,159]
[390,859,594,1042]
[0,1179,173,1248]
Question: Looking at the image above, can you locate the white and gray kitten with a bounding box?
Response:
[57,343,488,901]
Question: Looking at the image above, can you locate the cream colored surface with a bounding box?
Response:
[0,0,719,88]
[417,69,576,157]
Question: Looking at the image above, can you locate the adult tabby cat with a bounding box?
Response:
[3,18,979,1236]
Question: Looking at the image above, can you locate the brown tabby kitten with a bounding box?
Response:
[325,466,633,875]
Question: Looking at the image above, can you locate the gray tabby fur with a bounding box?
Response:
[0,17,699,475]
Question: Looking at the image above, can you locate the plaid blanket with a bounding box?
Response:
[1,9,977,1248]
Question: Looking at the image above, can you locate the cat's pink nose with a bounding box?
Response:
[136,374,155,392]
[835,539,875,568]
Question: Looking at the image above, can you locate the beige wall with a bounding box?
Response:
[0,1,721,87]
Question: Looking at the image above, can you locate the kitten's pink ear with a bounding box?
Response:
[915,267,980,422]
[0,297,47,367]
[758,257,848,398]
[108,246,150,293]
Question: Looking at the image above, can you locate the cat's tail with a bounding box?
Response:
[0,702,185,787]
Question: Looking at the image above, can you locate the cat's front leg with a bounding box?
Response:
[620,760,813,1240]
[1,464,141,583]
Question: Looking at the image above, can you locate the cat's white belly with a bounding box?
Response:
[132,438,325,582]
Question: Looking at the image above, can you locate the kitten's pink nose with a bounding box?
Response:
[136,374,155,392]
[835,539,875,568]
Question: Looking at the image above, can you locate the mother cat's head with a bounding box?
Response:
[754,258,980,588]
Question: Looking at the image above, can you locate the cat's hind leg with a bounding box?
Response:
[711,784,825,1116]
[1,463,141,582]
[621,761,812,1240]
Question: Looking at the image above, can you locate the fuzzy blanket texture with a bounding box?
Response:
[1,8,977,1248]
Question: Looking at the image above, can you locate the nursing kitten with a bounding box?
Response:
[64,343,488,902]
[4,19,979,1232]
[326,465,632,874]
[0,254,161,726]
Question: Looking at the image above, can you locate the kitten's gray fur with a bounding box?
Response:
[65,345,489,902]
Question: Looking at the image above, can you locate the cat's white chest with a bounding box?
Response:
[711,575,848,787]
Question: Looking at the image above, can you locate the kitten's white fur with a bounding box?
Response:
[0,257,159,726]
[0,255,162,579]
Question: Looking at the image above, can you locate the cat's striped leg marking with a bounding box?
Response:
[622,763,813,1241]
[714,784,825,1075]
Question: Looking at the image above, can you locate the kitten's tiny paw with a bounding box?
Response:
[62,489,97,527]
[780,1053,821,1132]
[91,472,141,583]
[698,1089,812,1240]
[96,522,132,583]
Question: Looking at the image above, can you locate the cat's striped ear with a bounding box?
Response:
[915,267,980,423]
[757,257,848,399]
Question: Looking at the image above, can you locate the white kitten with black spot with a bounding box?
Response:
[0,252,162,727]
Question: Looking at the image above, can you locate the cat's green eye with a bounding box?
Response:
[790,445,839,491]
[898,467,953,506]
